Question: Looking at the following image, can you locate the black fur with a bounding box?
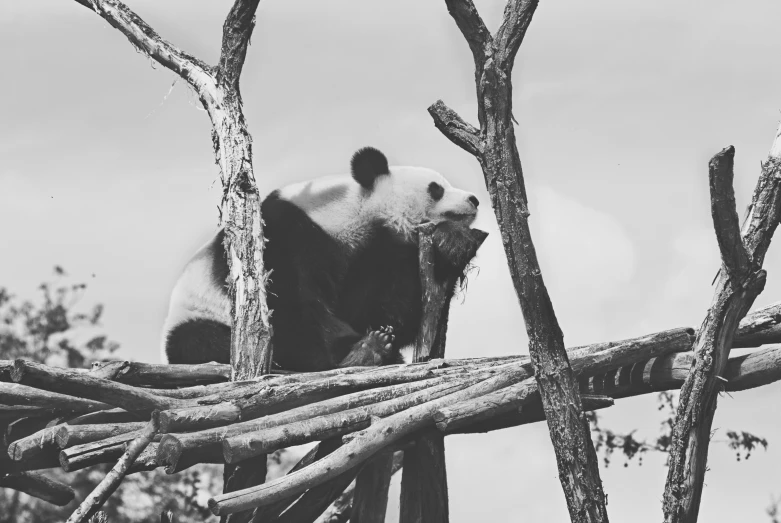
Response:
[165,196,482,371]
[165,318,231,365]
[351,147,390,189]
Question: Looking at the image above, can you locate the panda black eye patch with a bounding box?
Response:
[428,182,445,201]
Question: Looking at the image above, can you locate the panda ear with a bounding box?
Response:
[351,147,390,189]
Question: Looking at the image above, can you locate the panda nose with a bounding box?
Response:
[468,195,479,208]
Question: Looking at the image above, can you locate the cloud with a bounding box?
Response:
[532,186,636,304]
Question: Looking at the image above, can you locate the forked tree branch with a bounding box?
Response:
[495,0,538,70]
[663,128,781,523]
[443,0,492,70]
[68,1,270,520]
[72,0,216,96]
[432,0,609,521]
[428,101,483,157]
[73,0,271,380]
[708,147,751,279]
[217,0,261,91]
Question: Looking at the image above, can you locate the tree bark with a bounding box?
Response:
[431,1,608,520]
[662,135,781,522]
[398,224,485,523]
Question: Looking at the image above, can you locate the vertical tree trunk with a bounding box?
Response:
[398,224,486,523]
[429,1,610,520]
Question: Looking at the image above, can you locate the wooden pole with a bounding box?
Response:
[663,132,781,522]
[429,0,610,520]
[398,223,487,523]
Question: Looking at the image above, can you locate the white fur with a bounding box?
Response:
[160,237,231,363]
[279,166,477,248]
[161,163,478,362]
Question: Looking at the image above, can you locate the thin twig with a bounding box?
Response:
[67,417,158,523]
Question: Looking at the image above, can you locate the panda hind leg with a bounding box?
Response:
[338,326,402,367]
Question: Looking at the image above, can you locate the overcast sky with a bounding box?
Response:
[3,0,781,521]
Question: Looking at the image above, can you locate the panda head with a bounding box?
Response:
[350,147,480,239]
[278,147,480,247]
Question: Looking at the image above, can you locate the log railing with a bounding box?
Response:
[2,301,781,520]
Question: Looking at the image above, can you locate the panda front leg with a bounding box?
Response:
[338,326,402,367]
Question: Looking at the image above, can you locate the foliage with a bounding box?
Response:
[725,430,768,461]
[588,391,767,468]
[0,268,229,523]
[768,495,781,523]
[0,266,118,366]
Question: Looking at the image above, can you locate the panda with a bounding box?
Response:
[161,147,483,371]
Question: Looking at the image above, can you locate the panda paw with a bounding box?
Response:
[339,326,401,367]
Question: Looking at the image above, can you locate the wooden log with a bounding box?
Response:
[351,453,395,523]
[0,451,61,473]
[66,419,158,523]
[399,224,486,523]
[318,451,405,523]
[447,395,614,435]
[0,471,76,506]
[158,362,481,434]
[588,343,781,397]
[5,416,61,446]
[60,440,125,473]
[7,425,61,462]
[450,344,781,435]
[67,409,143,426]
[56,422,147,449]
[434,377,536,433]
[0,382,111,412]
[400,428,448,523]
[157,404,242,435]
[0,405,65,424]
[734,301,781,347]
[222,369,501,462]
[59,429,162,472]
[90,360,230,387]
[432,327,693,433]
[270,439,361,523]
[208,365,530,515]
[143,381,257,400]
[158,377,443,473]
[725,343,781,390]
[275,464,360,523]
[248,443,326,521]
[11,360,183,412]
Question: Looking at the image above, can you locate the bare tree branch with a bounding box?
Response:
[433,0,608,520]
[708,147,751,279]
[663,128,781,523]
[68,2,273,519]
[0,472,75,506]
[443,0,492,70]
[72,0,215,94]
[428,101,484,157]
[217,0,261,91]
[495,0,538,70]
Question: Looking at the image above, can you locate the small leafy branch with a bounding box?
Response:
[589,391,767,467]
[0,267,118,368]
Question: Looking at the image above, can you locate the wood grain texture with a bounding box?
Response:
[431,0,608,520]
[663,138,781,523]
